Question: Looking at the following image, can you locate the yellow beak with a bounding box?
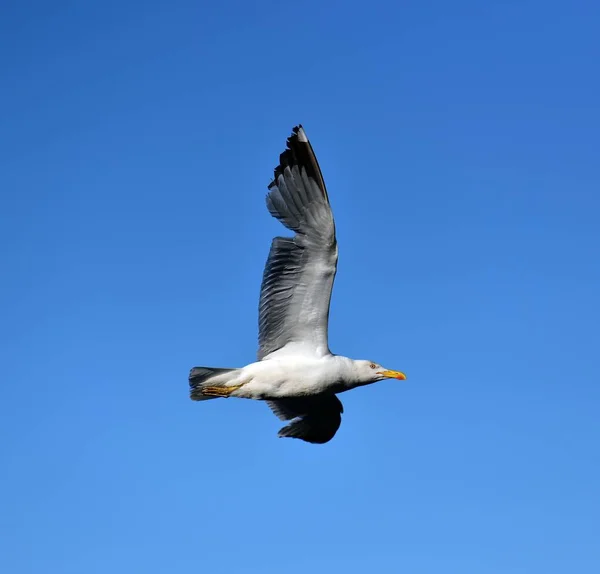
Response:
[378,370,407,380]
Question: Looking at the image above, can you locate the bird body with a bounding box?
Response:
[189,125,406,443]
[196,355,369,400]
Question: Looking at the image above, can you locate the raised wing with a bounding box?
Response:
[258,126,338,360]
[267,394,344,444]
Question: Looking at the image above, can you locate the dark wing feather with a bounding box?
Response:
[266,394,344,444]
[258,126,338,360]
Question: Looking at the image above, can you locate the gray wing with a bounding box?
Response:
[267,395,344,444]
[258,125,338,360]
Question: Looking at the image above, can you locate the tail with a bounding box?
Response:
[189,366,239,401]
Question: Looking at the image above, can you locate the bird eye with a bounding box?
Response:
[370,363,377,369]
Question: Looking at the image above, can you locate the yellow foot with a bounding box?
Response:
[202,385,242,398]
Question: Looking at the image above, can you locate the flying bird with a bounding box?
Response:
[189,125,406,443]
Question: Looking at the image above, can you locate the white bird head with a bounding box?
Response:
[353,360,407,383]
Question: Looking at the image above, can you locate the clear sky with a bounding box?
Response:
[1,1,599,573]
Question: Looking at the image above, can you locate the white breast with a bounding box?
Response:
[234,355,350,399]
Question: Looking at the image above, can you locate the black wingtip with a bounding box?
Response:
[287,125,307,148]
[269,124,328,200]
[268,124,304,189]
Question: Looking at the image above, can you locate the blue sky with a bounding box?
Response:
[1,1,599,572]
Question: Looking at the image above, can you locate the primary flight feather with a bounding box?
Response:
[189,125,406,444]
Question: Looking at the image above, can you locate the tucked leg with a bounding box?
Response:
[201,385,243,398]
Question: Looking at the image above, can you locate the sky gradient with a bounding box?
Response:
[1,1,599,573]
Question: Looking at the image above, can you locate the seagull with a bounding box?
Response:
[189,125,407,444]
